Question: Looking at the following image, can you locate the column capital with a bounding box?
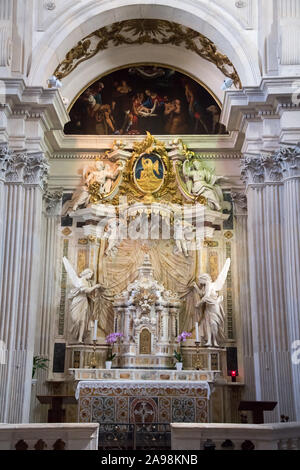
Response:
[274,144,300,179]
[0,142,13,182]
[241,156,264,186]
[241,153,284,186]
[5,151,27,183]
[231,191,247,215]
[24,152,49,188]
[43,189,63,216]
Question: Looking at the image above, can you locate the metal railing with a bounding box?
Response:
[98,422,171,450]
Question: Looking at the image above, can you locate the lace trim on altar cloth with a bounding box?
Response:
[75,380,211,400]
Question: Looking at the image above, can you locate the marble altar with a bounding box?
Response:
[76,380,210,425]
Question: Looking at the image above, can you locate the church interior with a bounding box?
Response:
[0,0,300,451]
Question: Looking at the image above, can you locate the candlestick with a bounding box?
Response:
[195,322,199,342]
[194,341,203,370]
[93,320,98,341]
[89,340,97,369]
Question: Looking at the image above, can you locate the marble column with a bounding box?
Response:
[241,154,295,421]
[231,191,255,400]
[0,151,48,423]
[278,145,300,420]
[30,189,62,422]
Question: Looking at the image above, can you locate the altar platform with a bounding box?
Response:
[74,379,210,425]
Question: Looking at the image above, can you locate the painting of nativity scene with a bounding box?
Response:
[64,65,227,136]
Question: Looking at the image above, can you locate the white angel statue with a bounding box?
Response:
[193,258,231,347]
[63,257,101,343]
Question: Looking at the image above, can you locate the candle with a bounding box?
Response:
[195,322,199,342]
[93,320,98,341]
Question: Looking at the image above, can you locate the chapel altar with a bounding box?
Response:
[52,134,238,426]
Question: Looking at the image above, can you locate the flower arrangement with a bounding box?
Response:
[174,331,192,365]
[105,332,123,361]
[177,331,192,343]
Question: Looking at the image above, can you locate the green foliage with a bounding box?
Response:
[173,350,182,363]
[107,348,116,361]
[32,356,49,379]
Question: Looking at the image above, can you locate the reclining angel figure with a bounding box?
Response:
[193,258,231,347]
[63,257,101,343]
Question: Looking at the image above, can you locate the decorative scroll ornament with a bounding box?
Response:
[54,19,241,88]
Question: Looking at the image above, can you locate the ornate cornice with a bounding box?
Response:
[53,19,241,88]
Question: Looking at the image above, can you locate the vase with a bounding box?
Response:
[105,361,112,369]
[176,362,183,371]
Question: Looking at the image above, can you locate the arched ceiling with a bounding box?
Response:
[29,1,261,95]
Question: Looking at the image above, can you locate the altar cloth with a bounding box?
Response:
[76,380,210,424]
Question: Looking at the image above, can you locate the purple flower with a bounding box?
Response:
[105,332,124,345]
[177,331,192,343]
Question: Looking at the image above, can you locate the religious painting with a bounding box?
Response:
[64,65,226,136]
[134,153,164,194]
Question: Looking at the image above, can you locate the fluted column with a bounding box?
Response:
[278,145,300,420]
[0,151,48,423]
[29,189,62,422]
[242,154,295,421]
[231,191,255,400]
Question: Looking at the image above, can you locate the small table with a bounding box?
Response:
[37,395,77,423]
[238,401,277,424]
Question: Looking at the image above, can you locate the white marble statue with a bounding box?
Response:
[62,159,124,215]
[84,159,125,194]
[193,258,231,347]
[183,159,228,211]
[63,257,101,343]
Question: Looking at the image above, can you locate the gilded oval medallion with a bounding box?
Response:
[134,153,164,194]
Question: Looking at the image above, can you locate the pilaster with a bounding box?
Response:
[0,150,48,423]
[241,152,295,421]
